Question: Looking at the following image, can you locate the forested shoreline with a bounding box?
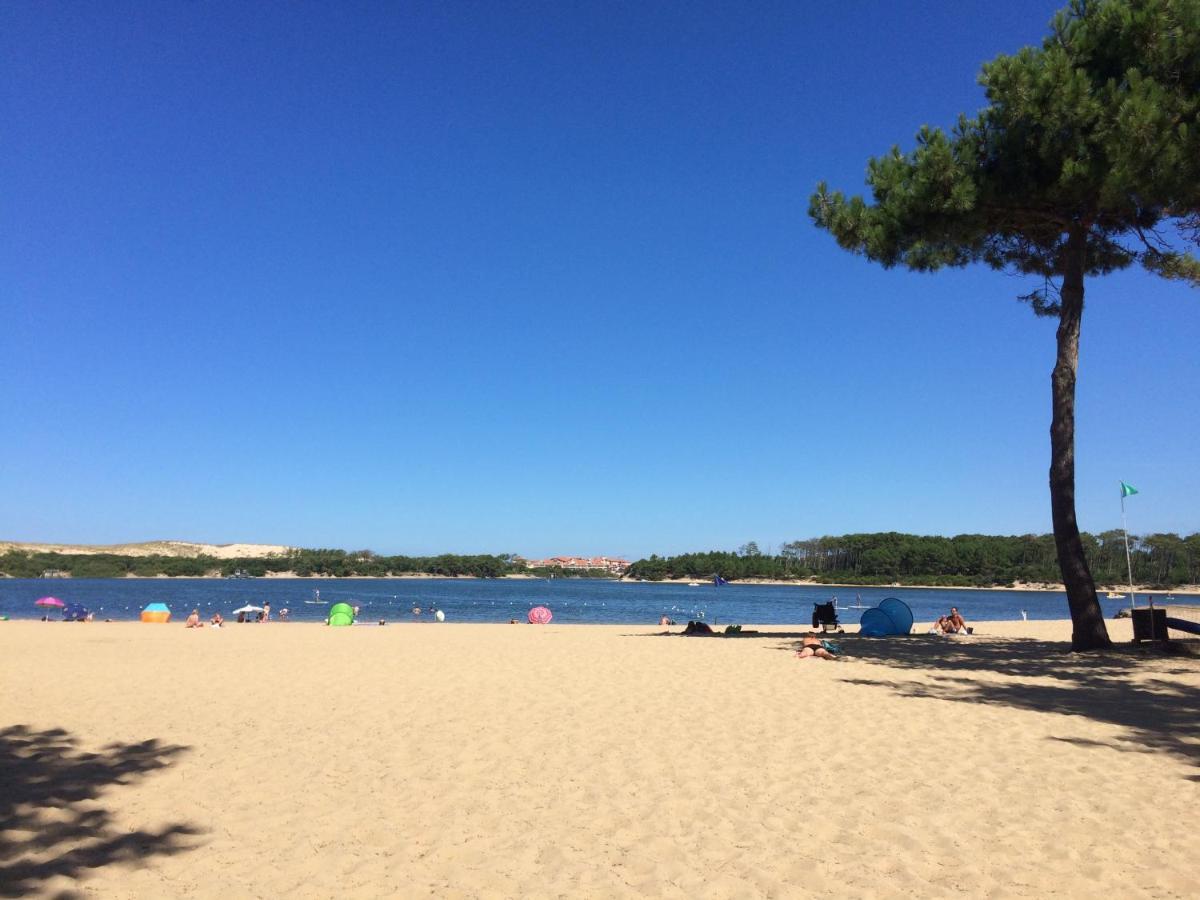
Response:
[626,532,1200,587]
[0,548,516,579]
[2,531,1198,587]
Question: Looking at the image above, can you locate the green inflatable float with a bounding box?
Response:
[327,602,355,627]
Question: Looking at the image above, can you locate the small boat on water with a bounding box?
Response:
[688,582,700,587]
[1106,591,1126,600]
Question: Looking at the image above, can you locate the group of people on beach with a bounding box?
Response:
[797,605,970,659]
[185,601,290,628]
[932,606,970,635]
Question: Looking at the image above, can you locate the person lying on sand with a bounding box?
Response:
[796,635,837,660]
[185,609,202,628]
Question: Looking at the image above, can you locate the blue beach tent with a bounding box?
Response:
[878,598,914,634]
[858,597,914,636]
[858,608,894,637]
[62,603,90,621]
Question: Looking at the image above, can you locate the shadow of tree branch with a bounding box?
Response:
[829,636,1200,775]
[634,629,1200,775]
[0,724,201,897]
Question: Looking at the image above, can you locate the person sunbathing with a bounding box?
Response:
[185,609,202,628]
[935,607,970,634]
[210,612,224,627]
[797,635,836,659]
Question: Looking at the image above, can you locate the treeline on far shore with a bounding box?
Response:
[0,548,519,579]
[625,531,1200,588]
[0,546,623,580]
[3,531,1198,587]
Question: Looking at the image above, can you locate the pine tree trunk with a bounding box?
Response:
[1052,228,1112,651]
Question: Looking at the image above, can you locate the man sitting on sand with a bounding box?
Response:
[935,607,970,635]
[184,609,203,628]
[210,612,224,627]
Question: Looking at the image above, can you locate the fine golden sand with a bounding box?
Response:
[2,618,1198,899]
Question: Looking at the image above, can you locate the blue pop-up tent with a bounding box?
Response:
[62,603,90,621]
[859,597,914,636]
[878,598,914,634]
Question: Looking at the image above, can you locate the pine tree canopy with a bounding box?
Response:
[810,0,1200,314]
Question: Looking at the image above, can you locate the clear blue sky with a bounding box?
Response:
[3,1,1196,558]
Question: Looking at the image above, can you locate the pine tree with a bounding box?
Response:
[810,0,1199,650]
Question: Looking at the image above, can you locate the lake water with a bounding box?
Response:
[0,578,1133,625]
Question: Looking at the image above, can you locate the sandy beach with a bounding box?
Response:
[2,618,1198,899]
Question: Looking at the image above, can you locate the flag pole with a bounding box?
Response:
[1121,490,1136,610]
[1121,480,1156,641]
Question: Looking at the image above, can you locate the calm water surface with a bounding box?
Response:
[0,578,1132,625]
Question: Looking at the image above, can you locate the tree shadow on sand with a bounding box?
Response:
[638,628,1200,776]
[817,634,1200,779]
[0,724,201,898]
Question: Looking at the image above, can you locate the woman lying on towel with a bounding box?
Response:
[797,636,838,660]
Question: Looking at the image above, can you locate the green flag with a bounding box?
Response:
[1120,481,1138,498]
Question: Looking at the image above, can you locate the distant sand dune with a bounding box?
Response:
[0,540,291,559]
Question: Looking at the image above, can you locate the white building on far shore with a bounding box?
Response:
[524,555,630,575]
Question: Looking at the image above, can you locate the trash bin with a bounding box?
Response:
[1131,607,1167,642]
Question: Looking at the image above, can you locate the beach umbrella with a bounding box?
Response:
[231,605,264,615]
[35,596,65,620]
[140,602,172,623]
[528,605,553,624]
